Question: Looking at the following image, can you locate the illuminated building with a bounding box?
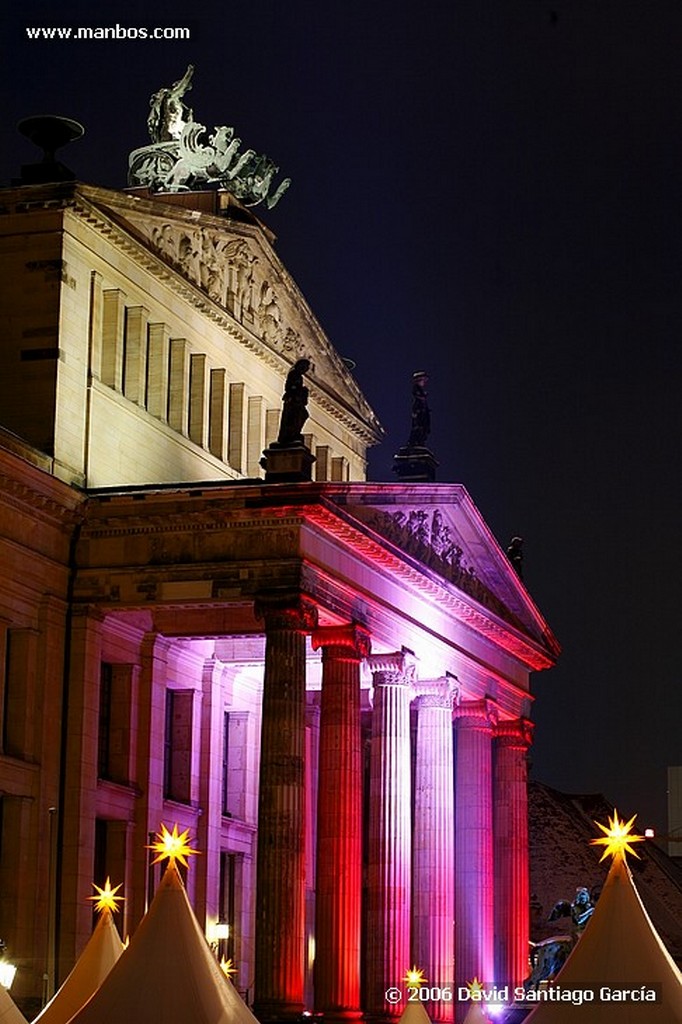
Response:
[0,175,558,1022]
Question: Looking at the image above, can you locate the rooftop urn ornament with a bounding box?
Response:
[507,536,524,578]
[392,370,439,482]
[17,114,85,184]
[128,66,291,208]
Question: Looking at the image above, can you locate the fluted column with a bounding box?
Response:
[494,718,534,990]
[366,650,415,1017]
[454,699,497,1013]
[253,594,318,1021]
[413,677,458,1023]
[312,625,371,1021]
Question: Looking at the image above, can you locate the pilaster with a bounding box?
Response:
[366,650,415,1018]
[413,676,458,1022]
[311,625,371,1021]
[253,594,317,1021]
[493,718,534,990]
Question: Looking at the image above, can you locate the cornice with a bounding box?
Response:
[0,469,83,528]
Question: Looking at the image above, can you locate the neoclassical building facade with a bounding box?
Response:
[0,179,559,1022]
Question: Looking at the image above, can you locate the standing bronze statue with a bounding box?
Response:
[277,358,311,445]
[408,370,431,447]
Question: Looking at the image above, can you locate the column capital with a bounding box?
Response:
[254,592,318,633]
[453,697,499,730]
[366,649,416,685]
[415,675,459,710]
[494,717,534,749]
[311,623,371,661]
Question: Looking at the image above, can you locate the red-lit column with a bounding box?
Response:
[312,625,371,1021]
[494,718,534,990]
[454,699,497,1016]
[253,594,318,1021]
[366,651,415,1017]
[413,677,457,1023]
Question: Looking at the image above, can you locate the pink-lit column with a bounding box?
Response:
[253,595,318,1022]
[494,718,534,990]
[413,678,457,1023]
[312,625,371,1022]
[454,699,497,1012]
[366,650,415,1018]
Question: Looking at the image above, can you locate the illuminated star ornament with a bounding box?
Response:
[148,823,200,868]
[467,977,485,999]
[220,957,237,980]
[590,810,645,863]
[89,877,124,914]
[402,966,428,989]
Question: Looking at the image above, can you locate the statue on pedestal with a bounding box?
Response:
[392,370,438,482]
[408,371,431,448]
[277,358,311,445]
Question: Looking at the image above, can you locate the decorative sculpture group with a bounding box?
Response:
[523,886,598,992]
[129,65,290,209]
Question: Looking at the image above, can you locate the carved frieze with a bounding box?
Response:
[353,505,516,624]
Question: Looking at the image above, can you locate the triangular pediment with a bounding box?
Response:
[76,186,383,444]
[331,483,560,658]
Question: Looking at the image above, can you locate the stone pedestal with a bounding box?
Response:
[494,718,534,990]
[454,699,497,1017]
[312,625,370,1022]
[260,441,316,482]
[366,651,415,1017]
[392,445,438,482]
[253,595,317,1021]
[413,678,457,1023]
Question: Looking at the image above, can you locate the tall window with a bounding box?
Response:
[97,663,113,779]
[98,662,133,784]
[221,711,231,817]
[163,689,193,803]
[219,851,237,963]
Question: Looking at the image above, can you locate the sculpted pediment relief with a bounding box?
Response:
[348,503,523,627]
[342,496,558,655]
[87,191,382,440]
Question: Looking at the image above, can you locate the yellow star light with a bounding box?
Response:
[402,966,428,989]
[147,823,200,868]
[590,810,645,863]
[467,977,485,998]
[89,877,124,914]
[220,957,237,980]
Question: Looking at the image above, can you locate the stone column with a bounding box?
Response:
[494,718,534,990]
[312,625,371,1021]
[413,678,457,1023]
[454,699,497,1011]
[253,595,318,1021]
[366,650,415,1018]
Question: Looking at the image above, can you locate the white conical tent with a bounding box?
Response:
[462,999,492,1023]
[33,905,124,1024]
[66,864,260,1024]
[524,852,682,1022]
[0,982,25,1024]
[397,1000,432,1024]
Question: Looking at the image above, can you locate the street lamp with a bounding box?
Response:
[0,941,17,990]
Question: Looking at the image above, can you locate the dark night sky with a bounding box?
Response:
[2,2,681,831]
